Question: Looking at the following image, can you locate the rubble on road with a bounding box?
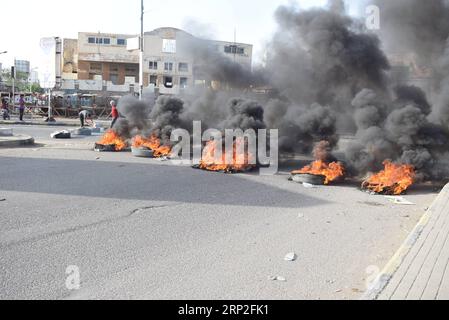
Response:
[385,196,415,206]
[72,128,92,136]
[269,276,287,282]
[50,130,71,139]
[284,253,298,262]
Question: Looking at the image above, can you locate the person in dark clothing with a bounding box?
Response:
[110,100,119,128]
[19,95,25,121]
[1,98,10,120]
[79,110,92,127]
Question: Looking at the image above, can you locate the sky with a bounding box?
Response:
[0,0,362,70]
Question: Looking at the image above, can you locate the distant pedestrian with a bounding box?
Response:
[1,98,10,120]
[79,110,92,128]
[19,95,25,121]
[110,100,119,128]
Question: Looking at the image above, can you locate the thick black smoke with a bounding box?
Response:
[220,98,266,131]
[371,0,449,127]
[114,95,151,139]
[345,87,449,180]
[329,0,449,180]
[257,1,391,154]
[148,96,186,145]
[267,3,390,107]
[110,1,449,182]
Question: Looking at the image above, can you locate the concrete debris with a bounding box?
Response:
[72,128,92,136]
[334,289,343,293]
[284,252,297,262]
[50,130,71,139]
[385,196,415,205]
[269,276,287,282]
[303,183,317,188]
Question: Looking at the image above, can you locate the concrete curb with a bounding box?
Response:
[361,183,449,300]
[0,121,79,127]
[0,135,35,147]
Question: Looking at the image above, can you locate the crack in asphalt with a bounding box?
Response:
[128,205,172,216]
[0,204,180,249]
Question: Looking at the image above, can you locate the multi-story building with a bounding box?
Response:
[60,27,253,96]
[14,59,31,75]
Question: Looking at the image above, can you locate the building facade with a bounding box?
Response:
[14,59,31,75]
[60,27,253,96]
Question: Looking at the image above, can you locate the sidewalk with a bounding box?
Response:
[0,117,111,127]
[365,183,449,300]
[0,117,79,127]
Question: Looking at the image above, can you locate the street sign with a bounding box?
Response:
[38,37,56,89]
[127,37,140,51]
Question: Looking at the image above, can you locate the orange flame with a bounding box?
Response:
[132,135,171,158]
[362,161,415,195]
[292,160,345,185]
[97,130,127,151]
[199,138,256,173]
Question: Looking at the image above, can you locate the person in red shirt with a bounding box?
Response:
[110,100,119,128]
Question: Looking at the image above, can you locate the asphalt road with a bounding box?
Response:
[0,125,439,300]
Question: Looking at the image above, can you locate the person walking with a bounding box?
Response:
[110,100,119,129]
[19,95,25,121]
[79,109,92,128]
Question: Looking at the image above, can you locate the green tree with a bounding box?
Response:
[1,70,33,92]
[30,82,44,94]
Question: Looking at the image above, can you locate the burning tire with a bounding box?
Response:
[131,147,154,158]
[290,173,326,185]
[94,143,117,152]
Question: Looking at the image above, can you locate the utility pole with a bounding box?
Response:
[139,0,144,100]
[11,64,15,108]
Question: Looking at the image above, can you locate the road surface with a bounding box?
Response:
[0,125,439,299]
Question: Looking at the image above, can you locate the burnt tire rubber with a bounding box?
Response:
[132,147,154,158]
[290,173,325,185]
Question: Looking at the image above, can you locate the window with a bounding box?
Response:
[125,65,138,79]
[149,61,158,70]
[163,76,173,88]
[178,63,188,72]
[110,74,118,85]
[162,39,176,53]
[224,45,245,54]
[180,77,188,88]
[88,37,111,45]
[164,62,173,71]
[110,64,119,73]
[117,39,127,46]
[90,63,102,73]
[149,75,157,85]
